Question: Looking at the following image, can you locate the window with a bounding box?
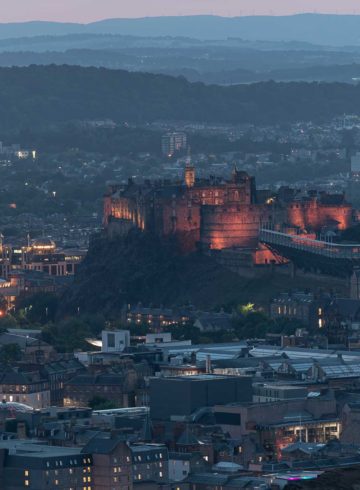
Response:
[159,471,163,477]
[107,333,115,348]
[24,481,29,487]
[24,471,29,476]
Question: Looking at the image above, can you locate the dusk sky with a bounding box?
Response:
[2,0,360,23]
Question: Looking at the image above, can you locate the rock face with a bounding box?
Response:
[60,230,251,315]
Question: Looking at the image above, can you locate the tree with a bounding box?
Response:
[17,292,59,324]
[0,343,22,364]
[88,396,117,411]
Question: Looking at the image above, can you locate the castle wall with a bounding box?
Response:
[104,196,147,230]
[200,205,270,250]
[287,201,352,231]
[160,198,201,253]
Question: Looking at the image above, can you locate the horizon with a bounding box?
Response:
[3,1,360,24]
[4,12,360,25]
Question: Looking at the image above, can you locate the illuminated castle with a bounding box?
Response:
[103,162,353,256]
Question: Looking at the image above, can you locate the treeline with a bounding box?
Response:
[0,65,360,129]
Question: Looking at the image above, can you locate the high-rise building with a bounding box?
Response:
[161,132,187,157]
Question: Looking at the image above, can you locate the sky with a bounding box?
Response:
[2,0,360,23]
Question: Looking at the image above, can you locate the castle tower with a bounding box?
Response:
[184,148,195,188]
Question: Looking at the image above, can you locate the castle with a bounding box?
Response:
[103,161,353,257]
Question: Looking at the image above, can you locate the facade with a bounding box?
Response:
[123,305,192,328]
[0,369,50,410]
[149,375,253,421]
[0,238,85,280]
[82,437,132,490]
[104,167,352,256]
[101,330,131,353]
[161,132,187,157]
[213,394,340,459]
[270,291,326,328]
[0,441,92,490]
[131,444,168,484]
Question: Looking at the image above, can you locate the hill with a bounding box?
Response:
[2,15,360,45]
[60,231,347,316]
[1,65,360,129]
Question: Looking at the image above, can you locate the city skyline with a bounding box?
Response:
[2,0,360,23]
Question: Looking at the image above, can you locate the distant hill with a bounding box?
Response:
[1,51,359,84]
[0,65,360,129]
[1,15,360,45]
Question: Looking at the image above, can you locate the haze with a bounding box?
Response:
[3,0,360,23]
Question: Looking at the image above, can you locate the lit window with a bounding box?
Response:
[25,481,29,487]
[159,471,163,477]
[24,471,29,477]
[55,480,59,486]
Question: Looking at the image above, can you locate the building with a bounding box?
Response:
[131,444,168,484]
[213,393,340,460]
[101,330,130,353]
[270,292,326,329]
[0,368,50,409]
[82,436,132,490]
[161,132,187,157]
[194,312,233,333]
[0,441,92,490]
[122,305,192,328]
[20,239,86,277]
[149,375,253,421]
[104,166,352,256]
[253,384,309,403]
